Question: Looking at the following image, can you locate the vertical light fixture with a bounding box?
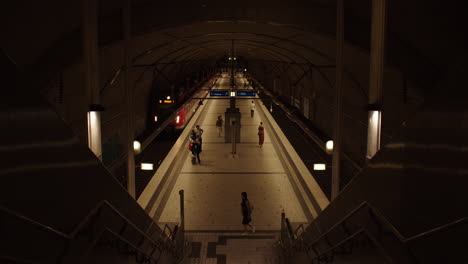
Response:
[326,140,334,154]
[366,106,382,159]
[87,104,104,159]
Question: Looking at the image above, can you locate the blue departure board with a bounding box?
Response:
[210,91,229,96]
[236,91,256,96]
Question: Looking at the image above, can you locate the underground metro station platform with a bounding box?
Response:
[1,1,467,263]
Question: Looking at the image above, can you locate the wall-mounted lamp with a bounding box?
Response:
[140,163,154,171]
[313,163,326,171]
[326,140,334,154]
[87,104,105,160]
[366,105,382,159]
[133,140,141,154]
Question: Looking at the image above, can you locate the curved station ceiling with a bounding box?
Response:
[2,0,466,169]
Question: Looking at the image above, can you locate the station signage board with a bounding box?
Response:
[236,91,256,96]
[210,91,229,96]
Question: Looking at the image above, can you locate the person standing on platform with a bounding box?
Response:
[190,128,197,141]
[195,125,204,151]
[216,115,223,137]
[258,122,264,147]
[191,139,201,164]
[241,192,255,235]
[250,100,256,118]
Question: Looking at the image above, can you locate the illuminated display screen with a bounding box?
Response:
[210,91,229,96]
[236,91,256,96]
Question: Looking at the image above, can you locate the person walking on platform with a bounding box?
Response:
[250,100,256,118]
[258,122,264,147]
[241,192,255,235]
[216,115,223,137]
[191,139,201,164]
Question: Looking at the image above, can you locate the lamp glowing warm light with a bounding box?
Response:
[366,110,382,159]
[326,140,334,153]
[166,96,171,100]
[140,163,153,170]
[133,140,141,154]
[313,164,326,171]
[154,115,158,122]
[228,57,232,60]
[87,111,102,159]
[244,68,247,72]
[233,57,237,60]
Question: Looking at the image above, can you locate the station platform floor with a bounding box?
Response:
[138,74,328,233]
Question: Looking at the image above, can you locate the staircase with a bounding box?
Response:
[183,232,280,264]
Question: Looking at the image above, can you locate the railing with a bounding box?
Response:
[279,201,468,263]
[0,192,189,263]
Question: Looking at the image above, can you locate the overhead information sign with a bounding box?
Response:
[210,91,229,96]
[236,91,256,96]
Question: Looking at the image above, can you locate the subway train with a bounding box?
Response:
[167,77,216,130]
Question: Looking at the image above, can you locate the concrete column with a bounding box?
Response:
[179,190,185,231]
[367,0,386,159]
[332,0,344,200]
[83,0,102,160]
[123,0,136,198]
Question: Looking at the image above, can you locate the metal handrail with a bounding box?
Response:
[0,200,185,262]
[282,201,467,261]
[81,227,168,264]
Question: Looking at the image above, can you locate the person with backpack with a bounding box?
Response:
[195,125,204,151]
[241,192,255,235]
[191,139,201,164]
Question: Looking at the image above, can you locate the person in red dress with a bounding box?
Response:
[258,122,264,147]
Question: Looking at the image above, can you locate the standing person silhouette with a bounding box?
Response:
[191,139,201,164]
[195,125,204,150]
[250,100,256,118]
[216,115,223,137]
[258,122,264,147]
[241,192,255,235]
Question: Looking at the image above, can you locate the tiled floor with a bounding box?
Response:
[157,75,308,232]
[183,232,280,264]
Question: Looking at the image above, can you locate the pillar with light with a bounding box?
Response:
[366,0,387,159]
